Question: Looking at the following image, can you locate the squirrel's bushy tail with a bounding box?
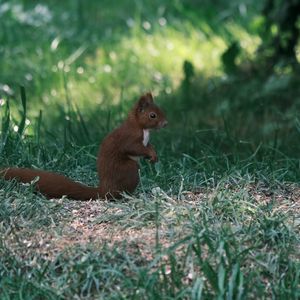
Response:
[0,168,101,200]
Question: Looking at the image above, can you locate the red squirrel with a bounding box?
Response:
[0,93,167,200]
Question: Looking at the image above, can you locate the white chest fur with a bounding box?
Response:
[143,129,150,146]
[129,129,150,162]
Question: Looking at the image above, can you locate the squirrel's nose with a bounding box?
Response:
[162,120,168,128]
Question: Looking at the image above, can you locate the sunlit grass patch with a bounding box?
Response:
[49,19,261,107]
[0,0,262,132]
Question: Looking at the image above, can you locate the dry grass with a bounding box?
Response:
[3,184,299,262]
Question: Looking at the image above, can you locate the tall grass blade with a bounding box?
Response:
[0,99,10,154]
[227,263,240,300]
[35,110,43,145]
[75,104,91,143]
[18,86,27,136]
[191,277,204,300]
[217,263,225,299]
[202,261,218,291]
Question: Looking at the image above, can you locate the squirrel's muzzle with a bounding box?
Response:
[160,120,168,128]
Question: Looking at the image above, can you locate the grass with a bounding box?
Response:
[0,0,300,299]
[1,180,299,298]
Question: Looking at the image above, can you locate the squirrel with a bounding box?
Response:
[0,93,167,200]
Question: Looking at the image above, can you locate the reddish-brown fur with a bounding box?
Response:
[0,93,167,200]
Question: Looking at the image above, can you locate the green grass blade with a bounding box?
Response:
[17,86,27,136]
[191,277,204,300]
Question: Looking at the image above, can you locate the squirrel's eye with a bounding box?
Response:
[149,112,157,119]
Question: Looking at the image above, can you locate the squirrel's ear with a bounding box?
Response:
[137,93,153,112]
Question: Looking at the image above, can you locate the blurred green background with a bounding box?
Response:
[0,0,300,181]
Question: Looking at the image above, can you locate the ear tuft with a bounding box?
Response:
[137,93,153,112]
[145,92,154,102]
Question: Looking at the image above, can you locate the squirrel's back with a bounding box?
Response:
[97,122,141,197]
